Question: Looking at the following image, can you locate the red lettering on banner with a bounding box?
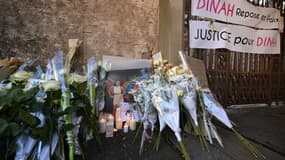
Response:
[210,0,220,13]
[227,3,235,16]
[196,0,235,17]
[256,37,277,47]
[197,0,206,9]
[218,2,226,16]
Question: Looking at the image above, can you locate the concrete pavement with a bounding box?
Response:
[86,106,285,160]
[169,106,285,160]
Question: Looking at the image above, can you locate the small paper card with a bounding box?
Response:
[120,102,141,121]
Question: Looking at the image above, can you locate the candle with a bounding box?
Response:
[130,117,136,131]
[116,117,123,130]
[99,118,106,133]
[123,123,129,133]
[115,107,121,119]
[105,115,114,138]
[126,115,131,126]
[107,114,114,122]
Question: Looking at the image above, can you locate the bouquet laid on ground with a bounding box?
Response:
[0,51,111,160]
[130,51,265,160]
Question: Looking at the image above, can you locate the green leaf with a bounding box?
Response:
[29,101,45,112]
[18,109,40,127]
[22,87,39,101]
[12,87,39,104]
[71,99,85,108]
[0,89,16,106]
[30,126,49,141]
[46,90,62,101]
[8,87,23,103]
[54,106,78,118]
[64,106,79,114]
[0,118,8,136]
[8,122,23,137]
[60,123,74,134]
[70,81,87,96]
[75,107,85,117]
[0,85,37,106]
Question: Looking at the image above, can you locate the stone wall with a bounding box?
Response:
[0,0,159,64]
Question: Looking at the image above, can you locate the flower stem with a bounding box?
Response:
[179,141,191,160]
[62,89,74,160]
[133,122,143,144]
[232,128,265,159]
[88,81,96,138]
[88,82,96,114]
[153,132,161,151]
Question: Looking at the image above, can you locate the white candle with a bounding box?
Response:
[116,117,123,130]
[105,115,114,138]
[126,115,131,126]
[99,118,106,133]
[107,114,114,122]
[123,123,129,133]
[115,107,121,119]
[130,117,136,131]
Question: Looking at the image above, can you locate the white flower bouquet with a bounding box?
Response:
[129,51,265,160]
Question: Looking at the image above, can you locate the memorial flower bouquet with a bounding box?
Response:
[0,57,70,160]
[51,51,76,160]
[133,80,158,155]
[131,52,190,160]
[173,52,264,159]
[0,80,40,160]
[130,51,265,159]
[0,51,109,160]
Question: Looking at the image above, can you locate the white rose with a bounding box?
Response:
[68,74,87,84]
[42,80,61,91]
[10,71,33,83]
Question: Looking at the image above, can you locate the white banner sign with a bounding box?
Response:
[189,21,280,54]
[191,0,284,31]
